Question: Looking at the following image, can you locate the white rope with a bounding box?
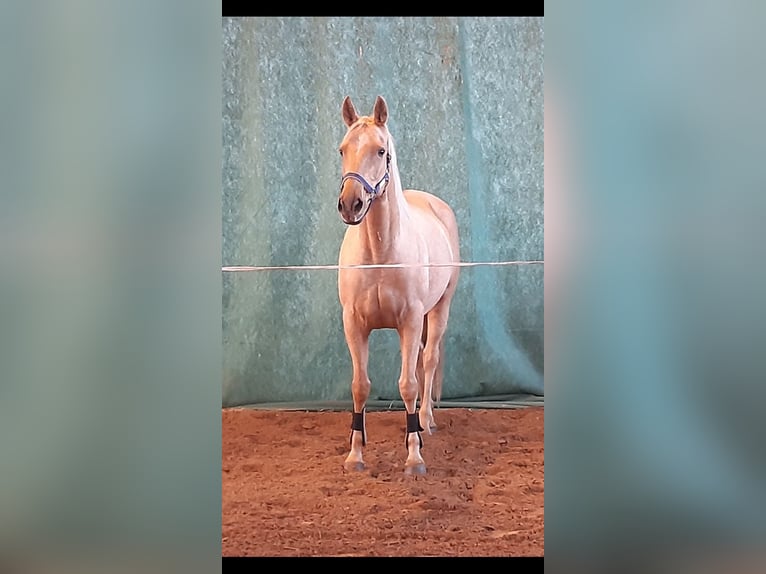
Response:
[222,260,544,272]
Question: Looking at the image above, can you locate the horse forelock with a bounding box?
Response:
[346,116,388,140]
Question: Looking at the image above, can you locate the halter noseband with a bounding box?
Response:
[339,142,391,200]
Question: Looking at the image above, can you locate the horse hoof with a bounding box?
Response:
[404,463,427,476]
[344,461,365,472]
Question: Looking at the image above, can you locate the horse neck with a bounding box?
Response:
[358,139,409,261]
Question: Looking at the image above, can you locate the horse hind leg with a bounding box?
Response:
[416,316,427,408]
[419,299,452,435]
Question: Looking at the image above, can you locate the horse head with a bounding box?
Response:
[337,95,392,225]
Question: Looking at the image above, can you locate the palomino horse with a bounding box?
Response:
[336,95,460,475]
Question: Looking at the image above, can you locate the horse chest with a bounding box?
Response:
[340,271,423,329]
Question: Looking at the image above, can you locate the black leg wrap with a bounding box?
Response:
[406,412,424,433]
[405,412,424,451]
[350,410,366,446]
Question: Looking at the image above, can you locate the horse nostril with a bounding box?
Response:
[337,198,343,212]
[352,198,363,213]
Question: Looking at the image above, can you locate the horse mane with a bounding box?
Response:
[385,131,403,196]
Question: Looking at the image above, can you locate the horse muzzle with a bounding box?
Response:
[337,193,368,225]
[337,170,388,225]
[338,180,374,225]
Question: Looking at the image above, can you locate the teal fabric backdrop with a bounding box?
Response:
[222,17,543,407]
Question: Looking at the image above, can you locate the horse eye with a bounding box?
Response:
[339,149,343,156]
[378,148,385,156]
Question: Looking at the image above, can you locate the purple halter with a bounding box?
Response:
[339,143,391,199]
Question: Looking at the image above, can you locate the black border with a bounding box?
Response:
[220,10,544,567]
[222,7,544,17]
[223,556,544,570]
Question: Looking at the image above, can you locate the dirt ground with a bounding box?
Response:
[222,406,544,557]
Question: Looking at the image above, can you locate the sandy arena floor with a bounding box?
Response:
[222,406,544,557]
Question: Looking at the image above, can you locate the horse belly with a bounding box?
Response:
[407,225,456,311]
[406,193,459,307]
[423,266,453,310]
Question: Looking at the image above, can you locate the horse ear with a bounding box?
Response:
[373,96,388,125]
[342,96,359,127]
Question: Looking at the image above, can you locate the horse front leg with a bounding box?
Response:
[398,311,426,475]
[343,313,371,472]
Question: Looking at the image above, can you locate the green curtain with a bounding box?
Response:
[222,17,543,407]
